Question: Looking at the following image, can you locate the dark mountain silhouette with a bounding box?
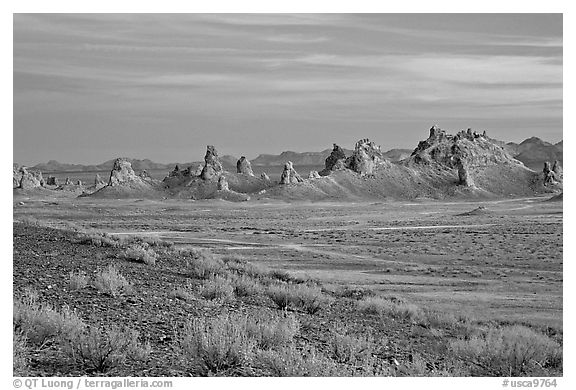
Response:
[251,149,351,167]
[383,148,412,162]
[32,157,238,173]
[510,137,562,170]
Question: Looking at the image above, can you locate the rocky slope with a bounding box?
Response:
[88,158,164,198]
[261,126,560,201]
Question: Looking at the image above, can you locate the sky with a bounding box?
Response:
[13,13,563,165]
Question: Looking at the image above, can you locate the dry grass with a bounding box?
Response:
[244,313,299,350]
[357,296,425,322]
[181,248,226,279]
[13,288,149,374]
[75,228,173,251]
[229,274,265,297]
[329,330,377,365]
[122,244,157,266]
[335,286,376,300]
[178,314,256,375]
[253,346,349,376]
[266,283,332,314]
[223,256,269,279]
[137,235,174,248]
[77,231,124,248]
[199,276,234,302]
[62,325,151,373]
[13,288,85,347]
[450,325,562,376]
[13,331,29,375]
[93,265,131,297]
[177,312,301,375]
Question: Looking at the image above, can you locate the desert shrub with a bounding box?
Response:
[77,231,123,248]
[357,296,424,322]
[428,310,459,327]
[13,289,85,347]
[329,331,376,365]
[13,331,29,375]
[199,276,234,302]
[450,325,562,376]
[269,270,289,281]
[183,249,226,279]
[17,216,40,226]
[93,265,131,297]
[139,235,174,248]
[336,286,376,300]
[293,284,332,314]
[244,313,299,350]
[122,244,157,266]
[266,284,291,310]
[229,274,265,297]
[253,346,349,376]
[62,325,150,373]
[223,256,269,279]
[178,314,256,375]
[266,283,332,314]
[69,271,89,290]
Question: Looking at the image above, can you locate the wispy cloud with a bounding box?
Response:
[13,13,563,165]
[264,34,329,44]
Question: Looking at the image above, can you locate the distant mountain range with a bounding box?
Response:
[25,136,561,173]
[506,137,563,170]
[251,148,351,167]
[31,156,239,173]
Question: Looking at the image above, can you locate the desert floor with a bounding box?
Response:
[12,192,562,376]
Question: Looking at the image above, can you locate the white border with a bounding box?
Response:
[4,2,572,389]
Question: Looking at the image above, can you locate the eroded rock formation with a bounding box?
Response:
[13,165,22,188]
[279,161,304,185]
[401,125,535,192]
[345,139,385,176]
[200,145,223,180]
[552,160,563,179]
[18,167,45,189]
[410,125,515,175]
[46,176,59,186]
[168,163,203,179]
[217,175,229,191]
[236,156,255,176]
[261,172,271,182]
[168,165,181,177]
[309,170,321,179]
[214,174,250,201]
[456,159,474,187]
[543,161,561,185]
[193,164,204,176]
[108,158,140,186]
[94,174,106,186]
[323,144,347,173]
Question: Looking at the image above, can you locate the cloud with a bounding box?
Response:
[13,14,563,165]
[190,14,343,27]
[264,34,329,44]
